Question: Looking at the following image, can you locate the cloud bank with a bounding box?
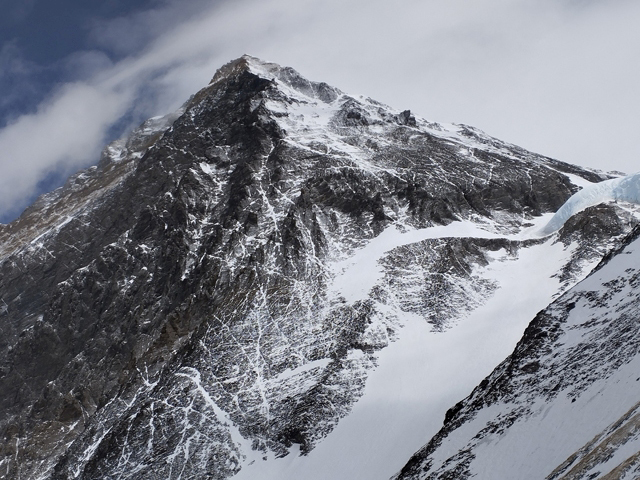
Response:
[1,0,639,221]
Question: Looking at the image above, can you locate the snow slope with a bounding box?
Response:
[395,225,640,479]
[231,215,601,480]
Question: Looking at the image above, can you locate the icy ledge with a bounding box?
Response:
[541,172,640,235]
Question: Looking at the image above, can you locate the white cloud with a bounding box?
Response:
[2,0,640,220]
[0,82,131,214]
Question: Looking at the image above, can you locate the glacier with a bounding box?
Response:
[541,171,640,235]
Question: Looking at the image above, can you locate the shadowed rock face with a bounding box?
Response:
[0,56,620,479]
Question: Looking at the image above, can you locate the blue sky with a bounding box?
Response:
[1,0,639,223]
[1,0,151,124]
[0,0,215,221]
[0,0,174,220]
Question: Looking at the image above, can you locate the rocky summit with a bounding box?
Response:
[1,55,640,480]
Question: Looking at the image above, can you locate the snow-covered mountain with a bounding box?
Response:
[0,55,638,480]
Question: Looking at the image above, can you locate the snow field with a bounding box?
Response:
[428,229,640,479]
[232,215,597,480]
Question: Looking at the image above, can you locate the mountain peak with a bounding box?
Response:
[208,54,271,85]
[207,54,342,104]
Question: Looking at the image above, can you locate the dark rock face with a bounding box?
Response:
[0,55,622,479]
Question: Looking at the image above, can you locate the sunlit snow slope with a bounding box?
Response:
[396,218,640,479]
[232,216,583,480]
